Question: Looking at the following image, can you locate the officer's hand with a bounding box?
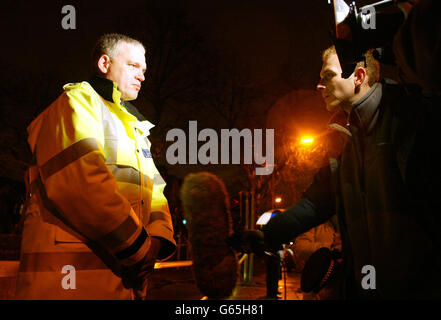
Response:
[121,237,162,293]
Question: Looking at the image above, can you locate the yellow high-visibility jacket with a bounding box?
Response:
[15,77,176,299]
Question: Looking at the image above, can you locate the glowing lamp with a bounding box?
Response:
[301,137,314,144]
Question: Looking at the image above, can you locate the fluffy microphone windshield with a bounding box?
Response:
[180,172,238,299]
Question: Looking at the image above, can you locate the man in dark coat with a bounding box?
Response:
[262,46,441,299]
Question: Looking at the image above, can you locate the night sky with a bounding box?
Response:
[1,0,332,83]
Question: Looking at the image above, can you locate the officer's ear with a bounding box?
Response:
[354,66,367,88]
[97,54,111,75]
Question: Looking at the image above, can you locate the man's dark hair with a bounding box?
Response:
[91,33,145,75]
[322,45,380,86]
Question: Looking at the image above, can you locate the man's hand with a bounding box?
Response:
[240,230,266,256]
[227,230,267,256]
[120,236,162,299]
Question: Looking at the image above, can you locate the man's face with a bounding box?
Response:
[104,42,147,101]
[316,53,355,112]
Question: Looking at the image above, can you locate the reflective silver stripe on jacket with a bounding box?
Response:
[99,98,154,188]
[100,98,118,164]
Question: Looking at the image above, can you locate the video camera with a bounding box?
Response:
[331,0,414,78]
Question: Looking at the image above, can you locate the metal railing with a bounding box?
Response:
[239,191,255,285]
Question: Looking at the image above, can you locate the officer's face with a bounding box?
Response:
[316,53,355,112]
[105,42,147,101]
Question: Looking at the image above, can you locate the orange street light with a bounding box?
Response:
[301,137,314,144]
[275,197,282,204]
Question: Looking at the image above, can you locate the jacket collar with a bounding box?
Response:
[348,82,382,135]
[88,76,121,105]
[88,76,154,133]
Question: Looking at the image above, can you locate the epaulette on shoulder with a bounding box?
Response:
[62,81,93,92]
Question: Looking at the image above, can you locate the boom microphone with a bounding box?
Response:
[180,172,238,299]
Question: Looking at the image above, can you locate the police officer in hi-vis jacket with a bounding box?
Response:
[15,34,176,300]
